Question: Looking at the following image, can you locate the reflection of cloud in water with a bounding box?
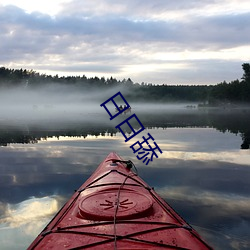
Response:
[0,196,59,230]
[39,129,250,168]
[159,150,250,166]
[157,186,250,216]
[0,196,61,249]
[157,186,250,250]
[195,222,250,250]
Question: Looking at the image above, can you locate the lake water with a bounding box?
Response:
[0,104,250,249]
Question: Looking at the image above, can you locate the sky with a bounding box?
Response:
[0,0,250,85]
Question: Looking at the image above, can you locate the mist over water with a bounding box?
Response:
[0,85,197,125]
[0,85,101,122]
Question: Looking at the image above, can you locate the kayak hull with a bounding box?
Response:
[28,152,213,249]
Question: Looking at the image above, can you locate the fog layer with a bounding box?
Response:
[0,85,197,125]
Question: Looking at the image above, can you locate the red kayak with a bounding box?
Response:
[28,152,213,249]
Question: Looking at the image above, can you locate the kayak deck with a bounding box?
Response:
[28,152,213,249]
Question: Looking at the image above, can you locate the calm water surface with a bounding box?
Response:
[0,106,250,249]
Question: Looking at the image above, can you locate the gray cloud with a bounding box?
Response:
[185,13,250,49]
[1,4,249,47]
[0,1,249,84]
[59,0,216,18]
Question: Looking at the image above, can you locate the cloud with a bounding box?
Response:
[58,0,239,19]
[0,196,59,229]
[0,1,250,84]
[157,186,250,216]
[0,196,61,249]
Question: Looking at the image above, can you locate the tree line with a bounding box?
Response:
[0,63,249,104]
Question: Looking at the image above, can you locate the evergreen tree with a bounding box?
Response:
[242,63,250,83]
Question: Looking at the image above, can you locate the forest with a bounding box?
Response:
[0,63,250,105]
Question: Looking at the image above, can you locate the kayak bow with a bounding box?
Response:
[28,152,213,249]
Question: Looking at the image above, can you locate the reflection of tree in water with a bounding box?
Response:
[0,131,38,146]
[0,123,118,146]
[206,110,250,150]
[133,109,250,149]
[0,108,250,149]
[241,133,250,149]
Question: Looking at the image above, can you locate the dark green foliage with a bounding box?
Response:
[242,63,250,82]
[209,63,250,104]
